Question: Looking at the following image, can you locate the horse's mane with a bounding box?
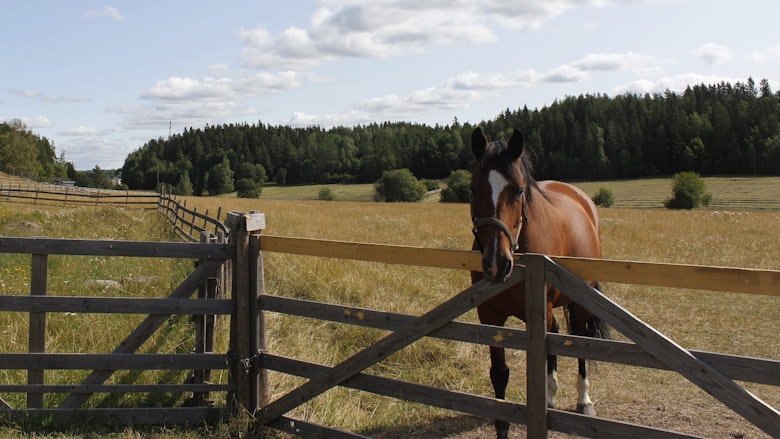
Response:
[481,140,542,203]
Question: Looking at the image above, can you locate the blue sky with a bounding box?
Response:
[2,0,779,170]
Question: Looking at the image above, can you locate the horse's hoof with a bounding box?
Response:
[576,403,596,416]
[496,433,509,439]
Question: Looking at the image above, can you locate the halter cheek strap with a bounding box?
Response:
[471,189,526,254]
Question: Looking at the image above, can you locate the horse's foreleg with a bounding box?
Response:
[488,346,510,439]
[576,359,595,415]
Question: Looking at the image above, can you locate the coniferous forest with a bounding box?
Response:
[118,78,780,195]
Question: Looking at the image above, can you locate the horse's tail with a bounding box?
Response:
[563,282,611,340]
[586,282,611,340]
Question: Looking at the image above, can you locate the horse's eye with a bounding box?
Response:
[514,188,524,201]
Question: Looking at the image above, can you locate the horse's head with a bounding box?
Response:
[470,127,531,283]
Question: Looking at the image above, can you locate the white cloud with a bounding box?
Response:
[20,116,53,129]
[571,52,671,73]
[59,126,100,136]
[142,77,234,101]
[283,110,373,128]
[693,43,734,65]
[83,7,125,21]
[243,0,628,70]
[614,73,742,95]
[11,89,91,103]
[746,44,780,63]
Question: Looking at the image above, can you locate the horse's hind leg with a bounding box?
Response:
[546,316,560,409]
[567,301,606,416]
[488,345,511,439]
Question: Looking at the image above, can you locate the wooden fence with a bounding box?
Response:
[0,183,227,242]
[0,182,159,209]
[0,212,263,426]
[252,235,780,438]
[1,187,778,437]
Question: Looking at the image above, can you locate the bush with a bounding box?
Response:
[440,169,472,203]
[235,178,261,198]
[592,187,614,207]
[318,187,335,201]
[374,169,426,202]
[665,172,712,209]
[421,179,440,191]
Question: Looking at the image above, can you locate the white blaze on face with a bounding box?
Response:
[488,170,510,216]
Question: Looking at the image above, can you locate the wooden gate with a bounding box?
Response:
[0,211,266,425]
[252,236,780,438]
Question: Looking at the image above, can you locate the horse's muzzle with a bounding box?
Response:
[482,254,513,283]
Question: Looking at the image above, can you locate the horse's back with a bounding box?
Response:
[533,180,601,258]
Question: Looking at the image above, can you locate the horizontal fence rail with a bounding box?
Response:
[258,235,780,296]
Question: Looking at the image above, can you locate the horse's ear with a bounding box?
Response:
[507,129,524,160]
[471,127,488,159]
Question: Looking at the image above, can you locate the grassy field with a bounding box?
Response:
[238,176,780,210]
[0,175,778,438]
[179,191,778,438]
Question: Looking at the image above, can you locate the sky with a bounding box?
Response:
[2,1,780,170]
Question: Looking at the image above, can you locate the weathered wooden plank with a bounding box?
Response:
[255,269,526,424]
[259,235,483,271]
[250,234,269,410]
[547,409,707,439]
[545,258,780,438]
[269,416,373,439]
[58,258,226,409]
[262,354,526,426]
[0,383,232,393]
[262,295,780,386]
[0,353,228,370]
[261,295,529,351]
[525,254,548,438]
[0,296,233,315]
[264,354,702,439]
[0,407,229,425]
[547,334,780,387]
[28,253,47,409]
[258,235,780,296]
[230,212,253,412]
[553,255,780,297]
[0,237,234,259]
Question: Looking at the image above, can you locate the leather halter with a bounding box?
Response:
[471,187,526,254]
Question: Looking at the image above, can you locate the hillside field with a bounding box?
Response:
[253,176,780,210]
[182,182,778,437]
[0,176,778,438]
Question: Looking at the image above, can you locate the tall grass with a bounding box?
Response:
[0,204,213,411]
[178,196,780,438]
[0,195,778,438]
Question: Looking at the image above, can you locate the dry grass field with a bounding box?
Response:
[0,175,778,438]
[178,194,779,439]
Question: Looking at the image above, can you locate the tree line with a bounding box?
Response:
[0,119,119,189]
[4,77,778,196]
[121,77,780,196]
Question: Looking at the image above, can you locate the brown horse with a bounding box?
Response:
[469,127,609,439]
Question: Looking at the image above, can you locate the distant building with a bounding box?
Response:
[53,177,76,187]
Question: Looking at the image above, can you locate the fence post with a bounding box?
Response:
[191,231,212,406]
[525,253,548,438]
[28,253,48,409]
[249,213,269,411]
[226,211,267,414]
